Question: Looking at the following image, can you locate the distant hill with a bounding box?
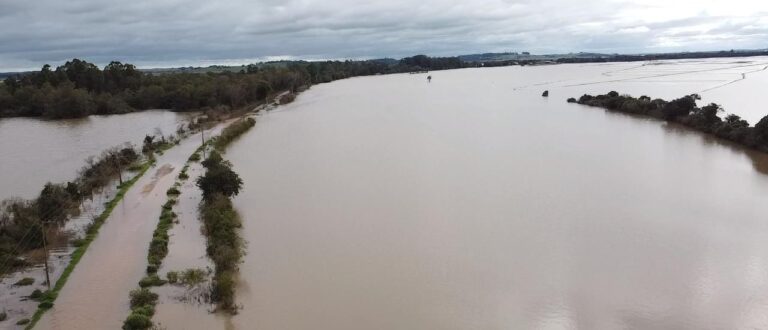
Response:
[458,49,768,63]
[2,49,767,78]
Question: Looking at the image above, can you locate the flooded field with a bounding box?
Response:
[0,110,194,200]
[221,58,768,330]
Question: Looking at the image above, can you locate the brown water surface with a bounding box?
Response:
[0,110,193,200]
[221,62,768,330]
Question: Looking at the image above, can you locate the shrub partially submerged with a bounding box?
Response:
[212,117,255,151]
[146,200,177,273]
[13,277,34,286]
[129,288,158,308]
[138,274,167,288]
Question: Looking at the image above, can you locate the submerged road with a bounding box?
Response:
[36,123,228,330]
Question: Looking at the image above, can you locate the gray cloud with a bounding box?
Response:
[0,0,766,71]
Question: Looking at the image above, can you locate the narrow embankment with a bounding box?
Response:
[33,123,229,330]
[199,118,256,312]
[118,117,255,330]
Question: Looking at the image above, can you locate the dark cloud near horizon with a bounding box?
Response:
[0,0,766,71]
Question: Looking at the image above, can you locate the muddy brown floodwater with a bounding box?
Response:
[0,110,194,200]
[219,61,768,330]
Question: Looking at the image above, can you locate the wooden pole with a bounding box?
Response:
[201,128,206,158]
[41,223,51,290]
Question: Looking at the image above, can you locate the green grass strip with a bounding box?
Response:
[25,161,154,330]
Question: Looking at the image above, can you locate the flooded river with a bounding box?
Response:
[222,59,768,329]
[0,110,193,200]
[4,57,768,329]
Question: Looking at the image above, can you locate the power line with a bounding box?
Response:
[0,198,89,275]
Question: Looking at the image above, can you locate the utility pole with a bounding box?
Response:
[40,222,51,290]
[201,128,206,158]
[116,158,123,185]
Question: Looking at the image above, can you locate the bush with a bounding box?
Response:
[124,287,158,329]
[38,301,54,309]
[122,312,152,330]
[146,264,158,274]
[212,118,256,151]
[166,271,178,284]
[197,152,243,200]
[212,271,236,310]
[166,187,181,195]
[13,277,34,286]
[180,268,207,286]
[29,289,44,300]
[138,275,167,288]
[188,153,201,162]
[16,318,30,325]
[129,288,158,308]
[0,311,6,321]
[278,93,296,104]
[178,172,189,180]
[131,305,155,317]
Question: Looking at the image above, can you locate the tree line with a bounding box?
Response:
[570,92,768,152]
[195,119,255,312]
[0,55,470,119]
[556,50,768,64]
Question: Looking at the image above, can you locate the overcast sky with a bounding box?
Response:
[1,0,767,71]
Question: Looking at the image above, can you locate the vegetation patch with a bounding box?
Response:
[166,186,181,195]
[573,92,768,152]
[146,199,177,273]
[197,122,249,312]
[166,271,178,284]
[180,268,208,286]
[278,93,296,104]
[29,289,44,300]
[123,288,159,330]
[13,277,35,286]
[212,117,256,151]
[178,165,190,180]
[138,274,167,288]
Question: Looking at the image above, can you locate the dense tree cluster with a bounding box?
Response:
[1,56,468,119]
[572,92,768,151]
[196,151,243,200]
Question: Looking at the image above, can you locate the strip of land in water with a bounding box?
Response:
[569,92,768,153]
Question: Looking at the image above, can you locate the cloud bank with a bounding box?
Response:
[0,0,767,70]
